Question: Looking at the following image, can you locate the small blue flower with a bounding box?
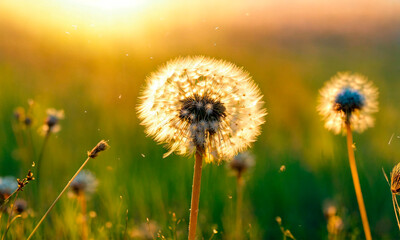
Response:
[334,88,365,114]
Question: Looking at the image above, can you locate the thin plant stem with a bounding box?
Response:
[5,192,19,228]
[27,156,91,240]
[188,150,203,240]
[0,189,19,223]
[2,191,20,240]
[1,215,21,240]
[36,132,50,184]
[79,193,88,240]
[123,209,129,240]
[235,174,243,240]
[345,123,372,240]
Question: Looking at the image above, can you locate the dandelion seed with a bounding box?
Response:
[70,170,98,197]
[317,72,378,134]
[137,56,266,162]
[389,133,395,145]
[141,153,146,157]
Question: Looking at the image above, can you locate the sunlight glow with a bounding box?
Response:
[67,0,148,12]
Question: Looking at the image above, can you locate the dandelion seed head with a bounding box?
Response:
[13,107,25,122]
[41,108,64,135]
[137,56,267,162]
[334,88,365,113]
[70,170,98,196]
[229,151,255,175]
[14,199,28,214]
[0,176,18,201]
[317,72,378,134]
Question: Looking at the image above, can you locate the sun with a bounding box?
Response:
[66,0,148,12]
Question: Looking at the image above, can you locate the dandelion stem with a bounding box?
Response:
[27,156,91,240]
[5,191,19,231]
[79,193,88,240]
[235,173,243,240]
[188,150,203,240]
[345,123,372,240]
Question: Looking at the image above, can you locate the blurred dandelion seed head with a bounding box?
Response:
[41,108,64,135]
[0,176,18,201]
[229,151,255,175]
[14,199,28,214]
[137,56,266,162]
[70,170,98,196]
[318,72,378,134]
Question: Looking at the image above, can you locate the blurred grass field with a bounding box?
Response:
[1,0,400,239]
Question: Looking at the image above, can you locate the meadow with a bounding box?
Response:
[1,1,400,239]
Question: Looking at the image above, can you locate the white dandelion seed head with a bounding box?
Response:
[0,176,17,200]
[41,108,65,135]
[229,151,255,174]
[317,72,378,135]
[70,170,98,196]
[137,56,267,162]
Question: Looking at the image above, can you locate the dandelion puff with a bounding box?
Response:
[229,151,255,177]
[137,56,266,240]
[137,56,266,162]
[317,72,378,134]
[40,108,64,135]
[229,151,255,240]
[13,199,28,215]
[0,177,18,203]
[69,170,98,197]
[317,72,377,240]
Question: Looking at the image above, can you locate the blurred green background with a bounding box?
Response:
[1,0,400,239]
